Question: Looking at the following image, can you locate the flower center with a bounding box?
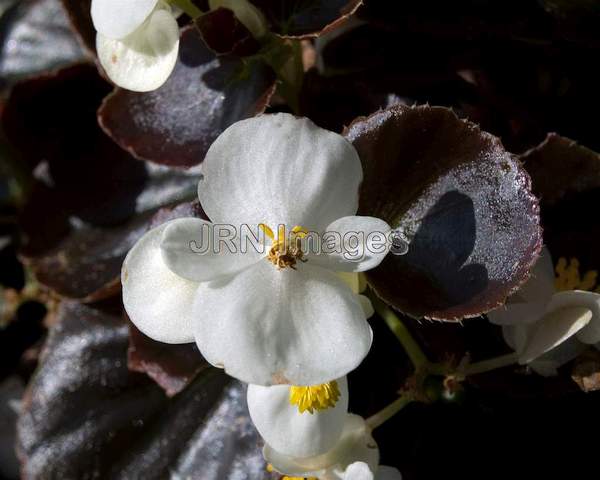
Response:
[259,224,308,270]
[555,257,600,292]
[289,381,341,414]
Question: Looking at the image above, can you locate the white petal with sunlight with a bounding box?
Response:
[91,0,159,39]
[122,221,198,344]
[311,216,391,273]
[160,217,262,282]
[198,114,362,231]
[193,261,372,385]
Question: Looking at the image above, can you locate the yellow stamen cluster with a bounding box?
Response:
[555,257,600,292]
[289,381,341,414]
[259,224,308,270]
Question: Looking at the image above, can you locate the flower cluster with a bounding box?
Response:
[488,248,600,376]
[122,113,401,479]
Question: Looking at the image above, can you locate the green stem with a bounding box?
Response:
[366,394,413,430]
[370,294,429,369]
[169,0,202,18]
[462,352,519,376]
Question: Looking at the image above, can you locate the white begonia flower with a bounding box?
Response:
[488,248,600,375]
[91,0,180,92]
[122,114,391,386]
[263,413,402,480]
[248,378,350,458]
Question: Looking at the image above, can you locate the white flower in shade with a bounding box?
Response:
[91,0,180,92]
[122,114,391,386]
[248,378,401,479]
[488,248,600,376]
[262,411,402,480]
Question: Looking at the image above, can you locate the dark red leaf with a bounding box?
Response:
[59,0,95,55]
[2,64,198,301]
[249,0,362,38]
[523,135,600,286]
[98,27,276,168]
[17,299,267,479]
[345,104,542,320]
[523,133,600,207]
[128,322,207,397]
[195,7,259,56]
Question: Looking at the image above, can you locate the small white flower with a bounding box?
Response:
[488,248,600,375]
[248,378,401,479]
[263,412,401,480]
[122,114,391,386]
[91,0,179,92]
[248,378,350,458]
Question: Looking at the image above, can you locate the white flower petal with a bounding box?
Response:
[358,295,374,318]
[487,301,547,326]
[529,336,586,376]
[311,216,391,273]
[193,261,372,385]
[515,247,555,303]
[91,0,159,39]
[198,114,362,232]
[96,8,179,92]
[344,462,375,480]
[375,466,403,480]
[488,247,555,326]
[529,359,560,377]
[264,414,379,478]
[208,0,267,38]
[337,272,367,294]
[247,378,349,458]
[122,221,198,344]
[502,324,528,353]
[519,306,592,364]
[548,290,600,344]
[160,217,261,282]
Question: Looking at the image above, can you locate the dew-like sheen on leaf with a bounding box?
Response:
[98,27,276,168]
[17,300,268,479]
[345,104,542,320]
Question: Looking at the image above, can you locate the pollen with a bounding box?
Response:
[259,224,308,270]
[266,464,317,480]
[289,381,341,414]
[555,257,600,292]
